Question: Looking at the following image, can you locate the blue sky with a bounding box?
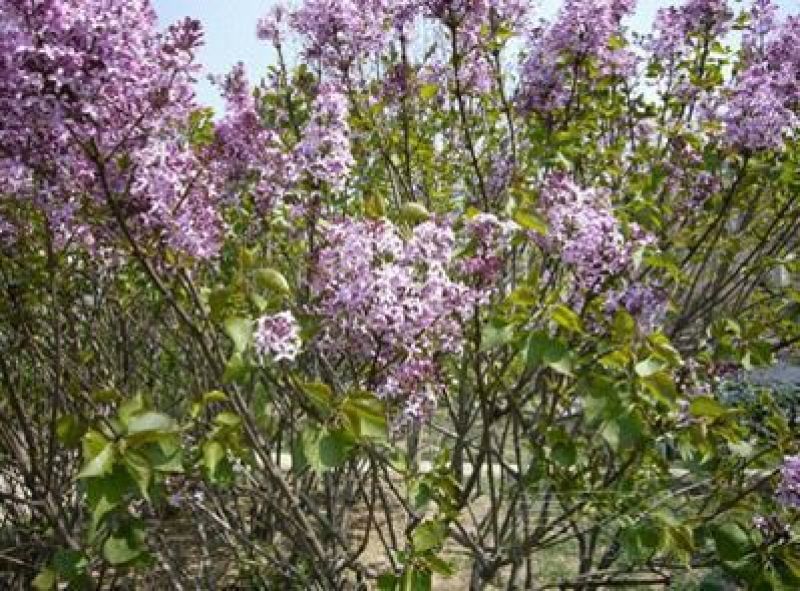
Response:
[152,0,798,113]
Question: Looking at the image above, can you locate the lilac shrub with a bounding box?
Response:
[4,0,800,589]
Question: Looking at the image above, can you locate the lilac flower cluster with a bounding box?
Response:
[0,0,222,258]
[296,83,354,191]
[519,0,636,113]
[537,174,653,293]
[211,63,297,209]
[777,455,800,509]
[605,284,667,334]
[311,218,474,424]
[721,64,797,151]
[719,7,800,151]
[289,0,393,72]
[460,213,517,286]
[256,3,288,46]
[254,311,303,363]
[650,0,733,62]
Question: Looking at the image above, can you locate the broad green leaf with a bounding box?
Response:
[550,304,584,333]
[224,317,252,354]
[123,451,152,500]
[302,381,334,410]
[419,83,439,100]
[377,573,399,591]
[481,322,515,350]
[635,356,665,378]
[254,268,291,295]
[713,522,751,561]
[612,310,635,341]
[422,554,455,577]
[32,568,56,591]
[412,520,447,552]
[551,441,577,467]
[102,522,146,565]
[400,202,430,223]
[343,393,388,441]
[525,331,566,368]
[513,210,547,234]
[118,393,146,425]
[126,411,176,436]
[642,373,677,406]
[689,396,727,419]
[202,440,225,479]
[214,411,241,428]
[56,415,86,447]
[85,467,134,531]
[223,353,248,384]
[78,441,115,479]
[319,430,354,469]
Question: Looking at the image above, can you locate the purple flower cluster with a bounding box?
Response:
[719,8,800,151]
[311,218,474,424]
[538,174,653,292]
[460,213,517,286]
[777,455,800,509]
[0,0,222,258]
[296,83,354,191]
[289,0,393,72]
[650,0,733,62]
[605,284,667,333]
[211,63,297,209]
[256,3,288,46]
[519,0,636,113]
[254,311,303,363]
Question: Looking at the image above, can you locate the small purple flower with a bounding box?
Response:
[777,455,800,508]
[255,311,303,363]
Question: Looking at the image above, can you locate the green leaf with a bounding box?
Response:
[601,414,643,451]
[319,430,354,469]
[123,451,153,500]
[412,520,447,552]
[611,310,635,342]
[402,568,432,591]
[642,373,677,406]
[224,317,252,354]
[202,440,225,479]
[118,393,146,425]
[214,411,241,428]
[32,568,56,591]
[400,202,430,223]
[52,549,88,580]
[551,441,577,467]
[78,441,115,479]
[635,356,665,378]
[513,210,547,235]
[422,554,455,577]
[378,573,399,591]
[689,396,727,419]
[56,415,87,447]
[550,304,584,334]
[713,522,751,561]
[126,411,176,436]
[301,381,334,410]
[85,467,134,531]
[343,393,387,441]
[142,440,184,473]
[526,331,566,367]
[481,321,515,350]
[223,353,248,384]
[419,83,439,100]
[254,268,291,295]
[103,522,146,565]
